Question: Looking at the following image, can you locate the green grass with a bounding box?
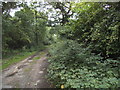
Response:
[2,51,36,70]
[32,51,46,60]
[33,56,40,60]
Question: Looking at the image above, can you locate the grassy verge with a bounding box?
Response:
[2,51,36,70]
[32,51,47,60]
[32,56,40,60]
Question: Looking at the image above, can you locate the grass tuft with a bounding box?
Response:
[2,51,36,70]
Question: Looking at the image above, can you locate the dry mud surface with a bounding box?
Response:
[2,51,53,88]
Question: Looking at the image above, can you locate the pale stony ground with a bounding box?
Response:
[2,51,53,88]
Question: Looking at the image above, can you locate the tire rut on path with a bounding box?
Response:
[2,50,53,88]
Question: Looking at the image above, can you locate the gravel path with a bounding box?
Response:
[2,50,53,88]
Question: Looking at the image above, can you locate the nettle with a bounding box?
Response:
[47,40,119,88]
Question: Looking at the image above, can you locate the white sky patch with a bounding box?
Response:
[51,18,55,21]
[10,8,22,17]
[9,1,73,22]
[9,2,57,22]
[6,0,52,18]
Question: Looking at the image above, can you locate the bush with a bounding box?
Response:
[47,40,120,88]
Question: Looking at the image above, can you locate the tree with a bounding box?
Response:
[68,2,120,59]
[2,2,48,50]
[48,2,73,25]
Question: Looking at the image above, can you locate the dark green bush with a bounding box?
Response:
[47,40,120,88]
[69,2,120,59]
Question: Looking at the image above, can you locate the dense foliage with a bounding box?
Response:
[48,40,119,88]
[2,2,48,57]
[47,2,120,88]
[2,1,120,88]
[68,2,120,59]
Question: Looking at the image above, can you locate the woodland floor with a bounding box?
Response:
[2,50,53,88]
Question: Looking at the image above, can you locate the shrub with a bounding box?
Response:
[47,40,120,88]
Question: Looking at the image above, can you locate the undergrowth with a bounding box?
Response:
[47,40,120,88]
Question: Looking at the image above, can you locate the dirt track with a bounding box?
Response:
[2,50,53,88]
